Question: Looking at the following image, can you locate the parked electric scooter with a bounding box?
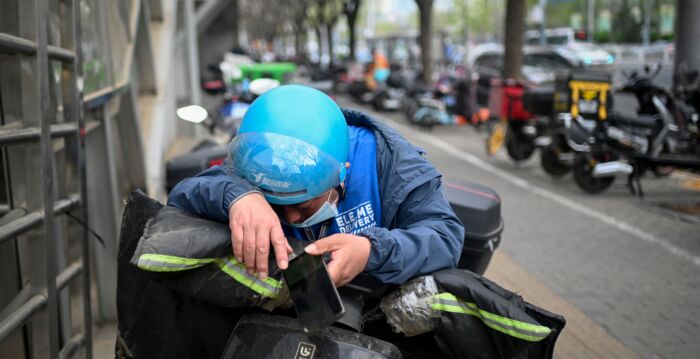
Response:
[118,179,569,359]
[164,78,280,192]
[522,87,574,177]
[564,65,700,194]
[486,82,542,162]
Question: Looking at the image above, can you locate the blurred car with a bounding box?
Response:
[554,42,615,67]
[525,27,614,67]
[471,46,575,83]
[469,46,576,107]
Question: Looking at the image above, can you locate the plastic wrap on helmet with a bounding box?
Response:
[380,275,440,336]
[226,132,343,205]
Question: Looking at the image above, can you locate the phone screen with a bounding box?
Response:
[283,252,345,333]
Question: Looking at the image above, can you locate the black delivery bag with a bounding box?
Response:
[443,179,504,274]
[433,269,566,359]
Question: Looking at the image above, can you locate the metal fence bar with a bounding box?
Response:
[54,193,81,214]
[0,260,82,344]
[59,333,85,359]
[0,194,80,245]
[35,0,60,354]
[0,285,32,323]
[0,123,78,146]
[0,212,43,244]
[0,33,75,63]
[0,295,47,342]
[69,0,93,356]
[56,262,82,291]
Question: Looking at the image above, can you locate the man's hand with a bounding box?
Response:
[229,193,293,279]
[304,234,371,287]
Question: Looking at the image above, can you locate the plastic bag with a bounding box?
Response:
[380,275,441,336]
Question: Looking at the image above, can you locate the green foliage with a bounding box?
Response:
[593,30,610,43]
[434,0,505,41]
[660,32,674,41]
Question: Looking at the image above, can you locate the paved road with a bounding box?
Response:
[336,95,700,358]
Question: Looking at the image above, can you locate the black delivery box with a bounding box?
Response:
[443,178,504,274]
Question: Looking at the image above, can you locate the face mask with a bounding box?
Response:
[286,191,338,228]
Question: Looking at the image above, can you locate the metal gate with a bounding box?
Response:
[0,0,92,358]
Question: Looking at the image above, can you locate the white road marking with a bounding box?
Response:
[387,117,700,267]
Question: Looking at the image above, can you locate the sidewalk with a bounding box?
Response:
[485,251,640,358]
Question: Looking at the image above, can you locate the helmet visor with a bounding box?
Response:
[226,132,344,205]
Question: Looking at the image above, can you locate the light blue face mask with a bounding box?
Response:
[286,191,338,228]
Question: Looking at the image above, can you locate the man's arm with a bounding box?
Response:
[167,164,291,277]
[360,177,465,284]
[167,165,260,222]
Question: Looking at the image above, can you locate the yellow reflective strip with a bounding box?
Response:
[137,253,216,271]
[435,292,459,301]
[136,263,186,272]
[464,302,551,336]
[480,317,549,342]
[431,302,478,316]
[432,293,551,342]
[214,258,281,298]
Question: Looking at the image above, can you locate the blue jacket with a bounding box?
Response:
[168,109,465,284]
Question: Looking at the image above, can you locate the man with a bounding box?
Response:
[168,85,464,287]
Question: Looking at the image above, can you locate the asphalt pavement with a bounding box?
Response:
[335,94,700,359]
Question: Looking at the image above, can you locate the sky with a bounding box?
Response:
[374,0,453,23]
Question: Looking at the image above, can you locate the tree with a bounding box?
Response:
[306,1,325,62]
[415,0,434,84]
[343,0,362,60]
[240,0,288,50]
[290,0,312,62]
[232,0,240,48]
[503,0,525,80]
[322,0,344,65]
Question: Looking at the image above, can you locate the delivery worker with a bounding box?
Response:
[167,85,464,286]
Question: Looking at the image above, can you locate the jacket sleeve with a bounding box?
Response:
[360,177,465,284]
[166,164,260,223]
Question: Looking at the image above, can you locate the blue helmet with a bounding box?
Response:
[227,85,349,205]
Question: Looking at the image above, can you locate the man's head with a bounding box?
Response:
[227,85,349,222]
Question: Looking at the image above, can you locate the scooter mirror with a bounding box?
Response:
[220,62,243,81]
[249,78,280,96]
[176,105,209,124]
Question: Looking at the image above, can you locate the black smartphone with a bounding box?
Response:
[282,252,345,333]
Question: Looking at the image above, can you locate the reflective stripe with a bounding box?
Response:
[431,293,551,342]
[137,253,216,272]
[215,257,282,298]
[137,253,282,298]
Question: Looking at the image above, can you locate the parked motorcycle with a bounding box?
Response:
[522,87,575,177]
[164,78,280,192]
[403,81,453,129]
[563,65,700,194]
[486,82,542,162]
[117,181,570,359]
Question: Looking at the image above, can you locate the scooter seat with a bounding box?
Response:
[609,113,658,128]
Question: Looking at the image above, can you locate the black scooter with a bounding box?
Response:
[117,179,510,358]
[566,65,700,195]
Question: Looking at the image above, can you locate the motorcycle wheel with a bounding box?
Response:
[540,144,571,177]
[652,165,674,177]
[572,153,615,194]
[419,115,438,130]
[404,100,418,123]
[506,134,536,162]
[372,93,386,111]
